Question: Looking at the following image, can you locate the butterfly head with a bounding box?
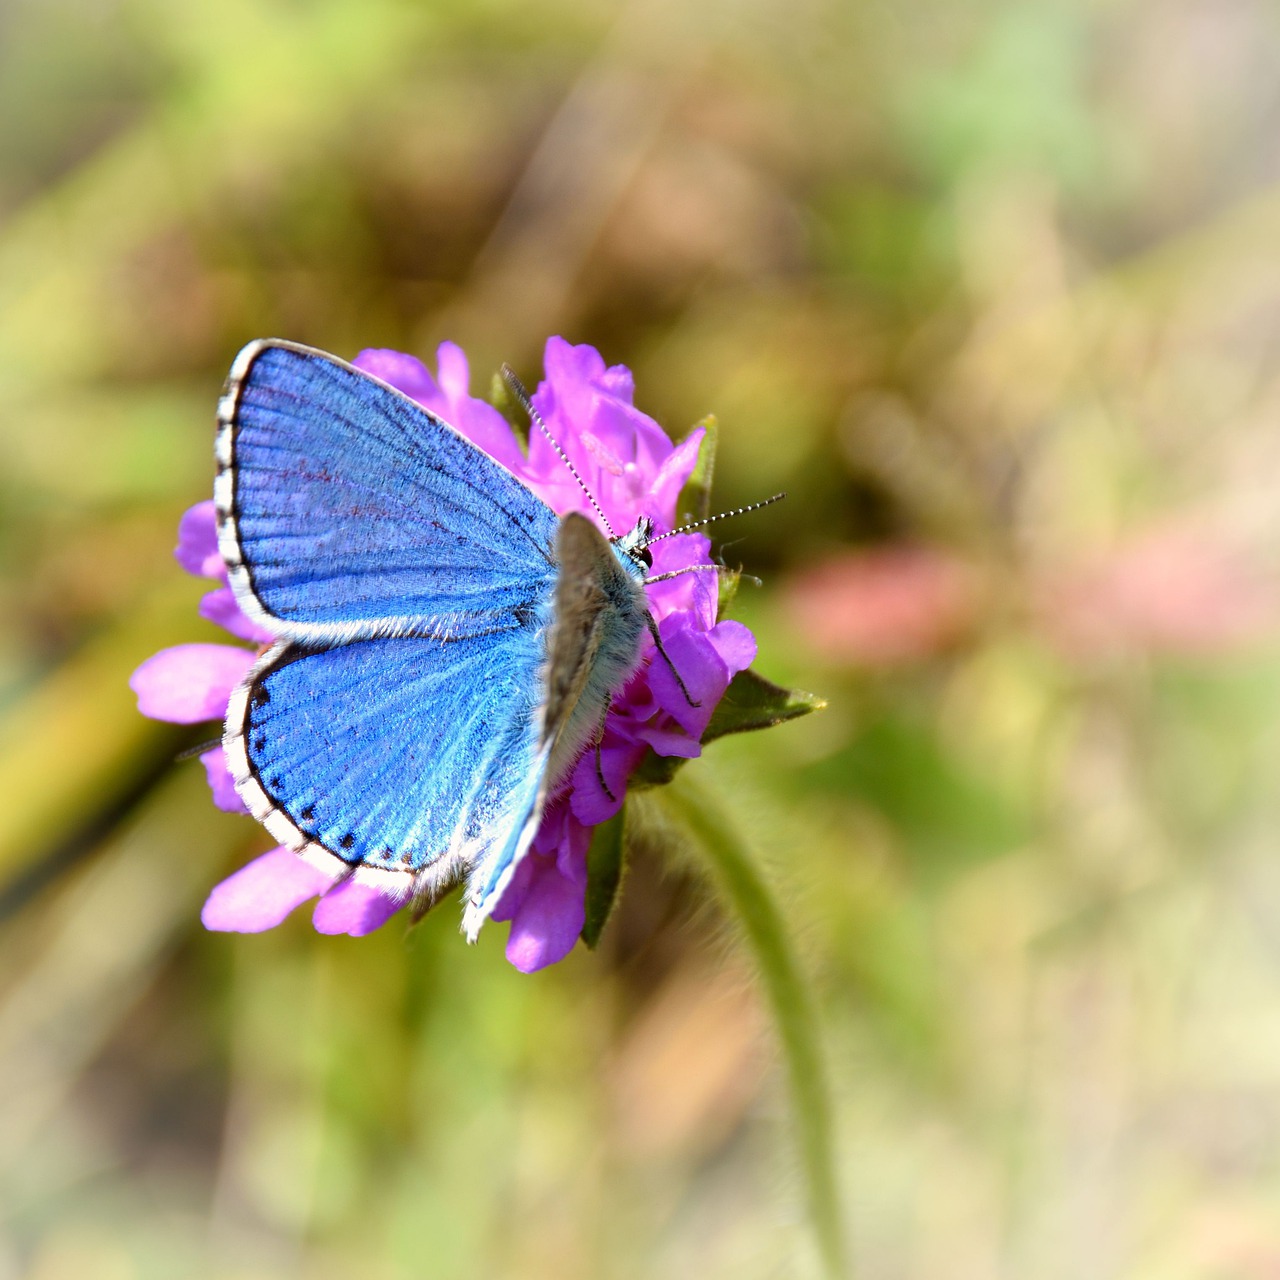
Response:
[500,361,785,588]
[613,516,656,581]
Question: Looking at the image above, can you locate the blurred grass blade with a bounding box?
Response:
[0,577,218,886]
[660,774,848,1279]
[0,765,250,1168]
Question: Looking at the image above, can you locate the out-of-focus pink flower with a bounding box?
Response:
[131,338,756,973]
[1041,522,1280,658]
[784,546,980,667]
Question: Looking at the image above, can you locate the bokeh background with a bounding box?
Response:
[3,0,1280,1275]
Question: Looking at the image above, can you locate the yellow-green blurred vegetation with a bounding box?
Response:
[3,0,1280,1275]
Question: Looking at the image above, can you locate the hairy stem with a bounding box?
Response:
[660,774,847,1279]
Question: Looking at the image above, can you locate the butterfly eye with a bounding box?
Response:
[637,546,653,570]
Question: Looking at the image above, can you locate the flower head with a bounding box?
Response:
[132,337,755,972]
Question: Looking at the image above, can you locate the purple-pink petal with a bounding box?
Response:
[200,746,248,813]
[706,619,757,677]
[504,857,586,973]
[528,337,673,534]
[175,501,225,580]
[434,340,471,403]
[644,533,717,624]
[487,850,536,925]
[201,847,335,933]
[199,585,277,645]
[312,878,403,936]
[130,643,255,724]
[353,348,440,403]
[356,344,526,474]
[634,725,702,758]
[645,622,728,740]
[647,427,705,526]
[569,739,643,825]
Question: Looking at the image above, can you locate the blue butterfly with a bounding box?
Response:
[213,340,704,939]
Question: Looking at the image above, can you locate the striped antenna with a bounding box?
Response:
[645,492,786,545]
[501,364,615,538]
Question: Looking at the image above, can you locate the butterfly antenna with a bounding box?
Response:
[501,363,615,538]
[645,492,786,545]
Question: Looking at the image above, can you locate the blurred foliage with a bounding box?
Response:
[4,0,1280,1276]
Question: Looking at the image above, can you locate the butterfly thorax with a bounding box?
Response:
[540,512,651,788]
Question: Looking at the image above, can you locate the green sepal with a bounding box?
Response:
[717,565,742,620]
[703,667,826,741]
[629,667,826,792]
[629,751,685,791]
[676,415,717,526]
[489,372,529,448]
[580,809,627,948]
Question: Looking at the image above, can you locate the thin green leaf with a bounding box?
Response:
[580,809,626,948]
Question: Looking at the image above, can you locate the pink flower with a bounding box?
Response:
[131,338,756,971]
[783,546,980,667]
[1039,520,1280,659]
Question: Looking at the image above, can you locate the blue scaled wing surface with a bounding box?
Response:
[216,340,561,925]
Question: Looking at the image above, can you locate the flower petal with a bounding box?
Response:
[646,426,704,527]
[312,879,403,936]
[568,738,643,825]
[644,533,717,625]
[353,348,440,403]
[706,618,757,677]
[530,798,593,882]
[200,746,248,813]
[434,340,471,403]
[130,643,255,724]
[356,344,526,474]
[634,725,701,758]
[526,337,674,535]
[199,585,277,645]
[504,857,586,973]
[175,501,225,580]
[645,620,730,740]
[201,847,335,932]
[487,851,535,924]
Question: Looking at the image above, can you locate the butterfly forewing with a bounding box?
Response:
[216,341,560,643]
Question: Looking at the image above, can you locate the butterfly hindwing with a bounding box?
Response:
[214,340,560,641]
[225,625,550,905]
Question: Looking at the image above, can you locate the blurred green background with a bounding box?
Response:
[3,0,1280,1275]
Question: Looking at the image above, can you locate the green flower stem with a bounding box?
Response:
[660,773,847,1280]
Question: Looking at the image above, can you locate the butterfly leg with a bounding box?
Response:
[593,706,616,803]
[645,613,701,708]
